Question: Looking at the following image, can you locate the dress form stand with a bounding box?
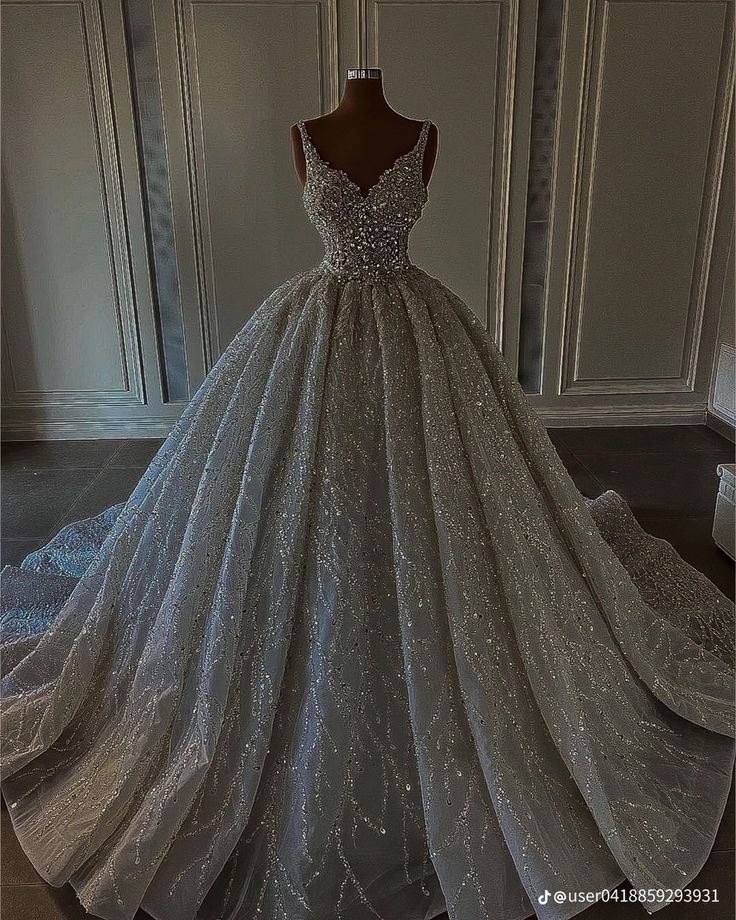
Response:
[291,68,437,194]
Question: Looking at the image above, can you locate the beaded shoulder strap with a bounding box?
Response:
[296,120,315,162]
[416,119,432,161]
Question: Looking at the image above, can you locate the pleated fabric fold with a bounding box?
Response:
[1,265,733,920]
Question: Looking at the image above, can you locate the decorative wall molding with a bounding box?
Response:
[3,0,732,438]
[125,0,191,403]
[365,0,531,349]
[1,0,148,415]
[2,398,711,440]
[542,0,734,420]
[171,0,339,372]
[560,0,734,395]
[562,0,732,397]
[711,342,736,425]
[1,417,179,441]
[536,402,707,428]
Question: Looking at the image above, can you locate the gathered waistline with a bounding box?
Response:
[314,258,420,283]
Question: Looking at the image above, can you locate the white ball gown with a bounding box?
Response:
[1,118,734,920]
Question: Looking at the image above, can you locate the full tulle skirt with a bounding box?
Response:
[1,266,733,920]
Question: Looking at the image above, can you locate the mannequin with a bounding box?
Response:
[291,68,438,195]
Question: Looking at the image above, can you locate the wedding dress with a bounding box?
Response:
[1,118,734,920]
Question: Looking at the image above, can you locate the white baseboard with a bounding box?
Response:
[1,404,710,440]
[1,418,177,441]
[536,404,707,428]
[711,343,736,427]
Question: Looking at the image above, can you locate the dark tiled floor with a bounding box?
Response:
[1,439,161,567]
[546,424,735,599]
[1,426,734,918]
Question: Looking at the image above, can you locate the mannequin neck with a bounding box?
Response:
[336,69,391,115]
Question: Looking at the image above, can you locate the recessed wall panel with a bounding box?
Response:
[177,0,331,362]
[371,1,500,326]
[574,1,726,384]
[2,2,129,395]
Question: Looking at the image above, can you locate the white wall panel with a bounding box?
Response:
[1,0,167,439]
[538,0,734,425]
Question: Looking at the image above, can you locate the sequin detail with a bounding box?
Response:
[298,119,430,280]
[1,119,734,920]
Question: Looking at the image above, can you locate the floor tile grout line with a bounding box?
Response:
[2,447,116,550]
[36,441,130,545]
[2,440,128,476]
[562,442,735,463]
[38,466,112,546]
[567,446,723,519]
[563,445,730,500]
[555,426,734,459]
[103,441,128,469]
[565,449,609,496]
[630,510,719,522]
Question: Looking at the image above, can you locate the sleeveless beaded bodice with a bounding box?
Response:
[297,119,431,280]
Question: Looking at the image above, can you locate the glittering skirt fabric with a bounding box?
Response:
[1,266,734,920]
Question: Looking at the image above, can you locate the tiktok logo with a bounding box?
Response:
[538,890,551,905]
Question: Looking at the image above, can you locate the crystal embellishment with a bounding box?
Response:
[298,119,431,281]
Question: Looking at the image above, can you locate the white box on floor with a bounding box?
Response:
[713,463,735,560]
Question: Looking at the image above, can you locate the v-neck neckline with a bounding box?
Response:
[299,120,429,201]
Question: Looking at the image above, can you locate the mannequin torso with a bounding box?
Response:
[291,70,438,196]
